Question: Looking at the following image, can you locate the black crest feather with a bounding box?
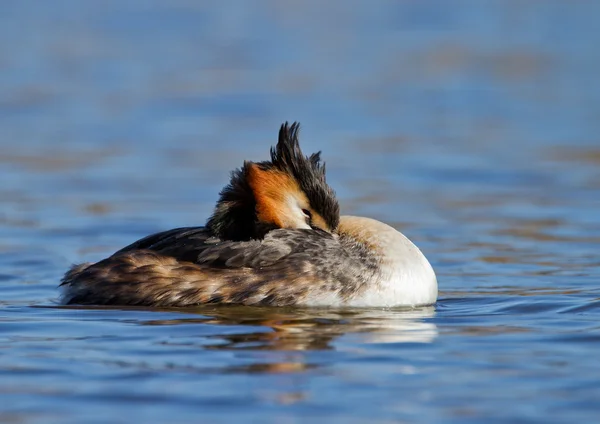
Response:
[271,123,326,179]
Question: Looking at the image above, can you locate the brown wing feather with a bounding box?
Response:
[114,227,215,263]
[61,229,373,307]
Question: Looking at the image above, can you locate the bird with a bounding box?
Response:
[60,122,437,308]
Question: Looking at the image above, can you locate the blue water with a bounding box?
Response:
[1,1,599,423]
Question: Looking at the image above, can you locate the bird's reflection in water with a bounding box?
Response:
[143,305,438,352]
[135,306,438,382]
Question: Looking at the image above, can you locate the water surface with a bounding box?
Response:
[1,1,599,423]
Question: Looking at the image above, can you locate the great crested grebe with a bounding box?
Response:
[61,122,437,307]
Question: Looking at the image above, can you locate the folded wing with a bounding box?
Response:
[61,228,364,307]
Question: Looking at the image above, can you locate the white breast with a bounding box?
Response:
[339,216,438,308]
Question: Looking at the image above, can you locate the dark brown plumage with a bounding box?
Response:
[61,228,378,307]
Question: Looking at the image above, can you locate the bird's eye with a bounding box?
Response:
[301,209,312,222]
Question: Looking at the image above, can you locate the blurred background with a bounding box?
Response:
[1,1,599,261]
[1,1,599,423]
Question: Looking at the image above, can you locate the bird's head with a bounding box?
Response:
[207,122,340,240]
